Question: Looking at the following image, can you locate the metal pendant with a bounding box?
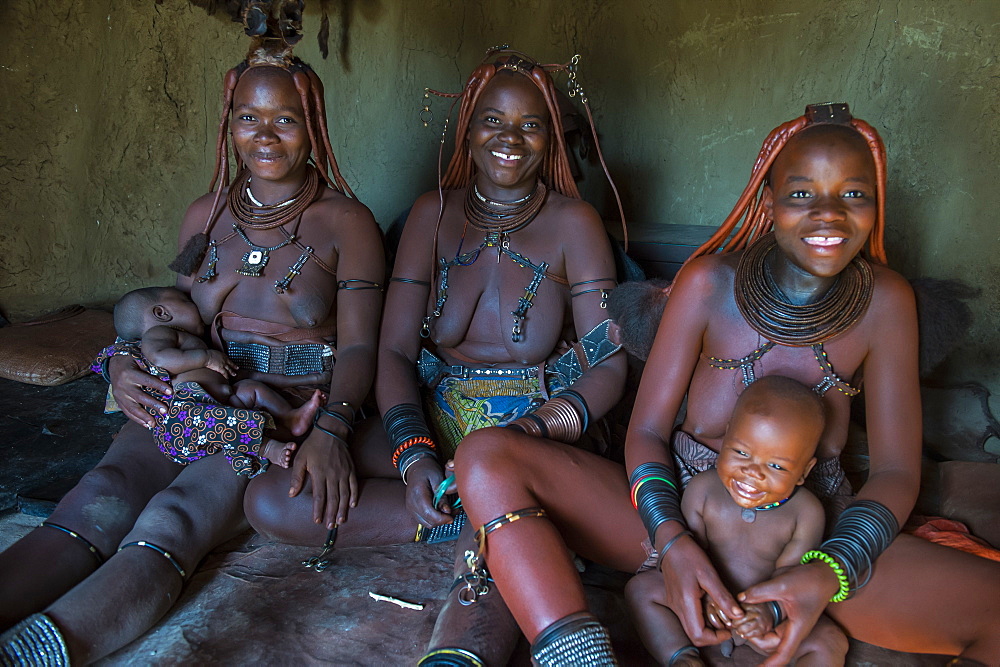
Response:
[741,507,756,523]
[237,249,269,276]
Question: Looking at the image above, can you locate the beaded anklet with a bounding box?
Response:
[42,522,104,566]
[118,540,186,579]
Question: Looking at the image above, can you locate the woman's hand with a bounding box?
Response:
[660,532,744,646]
[109,355,172,427]
[288,429,358,529]
[737,561,840,665]
[404,457,453,528]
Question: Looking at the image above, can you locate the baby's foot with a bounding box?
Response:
[288,390,323,437]
[262,439,297,468]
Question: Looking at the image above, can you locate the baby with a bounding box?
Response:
[626,375,847,665]
[113,286,320,477]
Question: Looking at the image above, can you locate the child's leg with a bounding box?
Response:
[231,381,322,437]
[625,570,704,666]
[173,368,234,404]
[790,613,849,667]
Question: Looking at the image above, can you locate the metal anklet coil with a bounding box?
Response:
[531,612,618,666]
[0,613,70,667]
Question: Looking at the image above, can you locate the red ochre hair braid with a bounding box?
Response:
[439,54,581,199]
[170,54,356,275]
[682,109,888,272]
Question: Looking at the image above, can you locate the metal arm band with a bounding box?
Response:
[817,500,899,599]
[629,462,684,543]
[338,279,383,291]
[391,276,431,287]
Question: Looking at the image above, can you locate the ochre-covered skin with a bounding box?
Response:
[455,111,1000,663]
[377,52,626,662]
[0,47,387,664]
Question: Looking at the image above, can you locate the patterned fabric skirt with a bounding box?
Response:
[424,374,566,460]
[151,381,274,478]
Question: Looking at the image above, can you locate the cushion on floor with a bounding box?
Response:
[0,306,114,386]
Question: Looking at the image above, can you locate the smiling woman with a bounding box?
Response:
[376,49,627,665]
[0,27,386,663]
[453,103,1000,664]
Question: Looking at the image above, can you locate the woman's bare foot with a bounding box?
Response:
[262,439,297,468]
[287,390,323,437]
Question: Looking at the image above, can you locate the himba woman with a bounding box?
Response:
[0,12,385,664]
[374,48,627,665]
[454,104,1000,664]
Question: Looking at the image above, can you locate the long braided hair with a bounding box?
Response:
[435,50,581,199]
[170,39,355,276]
[682,103,888,273]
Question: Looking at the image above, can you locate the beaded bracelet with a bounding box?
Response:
[801,550,851,603]
[392,436,436,468]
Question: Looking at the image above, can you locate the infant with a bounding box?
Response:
[626,375,847,665]
[113,286,320,477]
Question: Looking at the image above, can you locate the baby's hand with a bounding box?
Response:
[730,602,774,641]
[704,597,733,631]
[205,350,238,377]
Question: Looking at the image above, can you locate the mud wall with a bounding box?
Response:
[1,0,998,402]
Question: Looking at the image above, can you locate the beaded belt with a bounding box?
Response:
[444,364,537,381]
[226,341,334,376]
[417,348,537,385]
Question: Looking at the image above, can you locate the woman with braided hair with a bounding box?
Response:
[0,34,386,663]
[455,104,1000,664]
[366,49,627,665]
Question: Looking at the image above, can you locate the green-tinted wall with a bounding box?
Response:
[2,0,998,398]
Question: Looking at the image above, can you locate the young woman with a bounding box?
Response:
[0,36,384,663]
[456,105,1000,664]
[378,50,627,665]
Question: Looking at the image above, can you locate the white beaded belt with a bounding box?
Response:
[226,341,334,376]
[442,365,537,381]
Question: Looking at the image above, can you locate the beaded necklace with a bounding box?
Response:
[197,166,334,293]
[423,181,561,342]
[741,492,794,523]
[734,233,873,345]
[464,181,547,235]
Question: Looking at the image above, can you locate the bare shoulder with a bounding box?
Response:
[546,192,603,231]
[310,187,379,234]
[140,325,179,351]
[788,486,825,526]
[684,468,719,503]
[177,190,223,241]
[406,189,453,231]
[671,252,734,301]
[870,262,916,307]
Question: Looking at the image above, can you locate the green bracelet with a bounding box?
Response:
[801,550,850,602]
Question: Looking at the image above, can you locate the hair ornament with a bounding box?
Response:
[169,1,356,276]
[674,102,888,283]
